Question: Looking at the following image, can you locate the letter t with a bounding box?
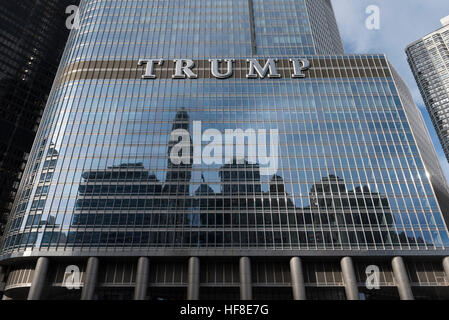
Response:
[138,59,164,79]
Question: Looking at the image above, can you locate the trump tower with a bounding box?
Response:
[2,0,449,300]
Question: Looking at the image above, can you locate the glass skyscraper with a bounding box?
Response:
[406,16,449,163]
[2,0,449,300]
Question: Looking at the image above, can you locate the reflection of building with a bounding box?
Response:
[190,176,215,226]
[74,163,163,221]
[3,0,449,301]
[163,109,193,240]
[0,0,78,238]
[309,175,391,218]
[219,159,262,195]
[308,175,399,247]
[268,175,295,209]
[164,109,192,196]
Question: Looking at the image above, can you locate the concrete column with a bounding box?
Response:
[340,257,359,300]
[239,257,252,300]
[0,266,4,292]
[392,256,414,300]
[1,266,9,300]
[81,257,99,300]
[0,265,5,286]
[442,257,449,284]
[27,257,50,300]
[134,257,150,300]
[290,257,306,300]
[0,266,4,297]
[187,257,200,300]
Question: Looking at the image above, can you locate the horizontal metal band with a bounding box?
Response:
[57,58,392,83]
[1,248,448,264]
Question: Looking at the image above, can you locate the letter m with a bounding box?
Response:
[246,59,281,79]
[224,129,257,164]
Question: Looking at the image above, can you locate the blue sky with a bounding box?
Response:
[331,0,449,182]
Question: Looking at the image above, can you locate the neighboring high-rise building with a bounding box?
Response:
[0,0,78,238]
[2,0,449,301]
[406,16,449,163]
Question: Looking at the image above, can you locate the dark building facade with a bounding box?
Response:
[0,0,78,238]
[2,0,449,300]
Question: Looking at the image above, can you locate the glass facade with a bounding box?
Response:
[406,23,449,163]
[0,0,77,237]
[1,0,449,256]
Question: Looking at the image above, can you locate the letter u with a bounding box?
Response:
[209,59,235,79]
